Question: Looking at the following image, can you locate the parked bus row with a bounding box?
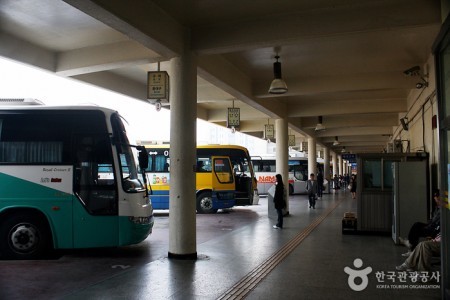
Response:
[0,104,260,259]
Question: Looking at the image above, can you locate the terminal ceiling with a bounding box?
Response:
[0,0,443,153]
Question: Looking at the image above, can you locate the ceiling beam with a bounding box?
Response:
[191,1,440,54]
[63,0,184,58]
[286,98,407,117]
[316,127,393,137]
[253,72,416,98]
[0,31,55,72]
[72,70,147,101]
[56,41,160,76]
[301,113,400,129]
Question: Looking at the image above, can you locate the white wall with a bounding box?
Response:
[393,54,440,188]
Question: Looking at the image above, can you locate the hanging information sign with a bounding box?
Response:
[288,135,296,146]
[265,124,274,139]
[227,108,240,128]
[147,71,169,102]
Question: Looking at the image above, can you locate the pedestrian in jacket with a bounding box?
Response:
[306,173,318,209]
[273,174,286,229]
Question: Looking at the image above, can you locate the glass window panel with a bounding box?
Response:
[363,159,381,189]
[383,160,395,189]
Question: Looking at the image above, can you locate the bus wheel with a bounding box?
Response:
[196,192,217,214]
[0,212,50,259]
[289,184,294,195]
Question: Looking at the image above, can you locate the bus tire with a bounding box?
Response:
[289,184,294,195]
[0,212,51,260]
[196,192,217,214]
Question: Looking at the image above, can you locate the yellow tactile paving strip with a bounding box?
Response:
[218,198,344,300]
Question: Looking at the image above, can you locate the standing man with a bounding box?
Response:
[306,173,318,209]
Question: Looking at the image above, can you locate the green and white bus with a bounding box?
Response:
[0,105,154,259]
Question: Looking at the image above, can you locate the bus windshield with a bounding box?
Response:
[111,113,143,192]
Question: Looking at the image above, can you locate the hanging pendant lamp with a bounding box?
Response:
[268,55,288,94]
[315,116,326,131]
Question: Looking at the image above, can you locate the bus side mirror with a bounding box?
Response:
[137,147,149,170]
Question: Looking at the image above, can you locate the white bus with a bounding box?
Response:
[251,156,328,195]
[0,105,154,259]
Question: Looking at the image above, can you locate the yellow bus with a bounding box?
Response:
[144,144,259,213]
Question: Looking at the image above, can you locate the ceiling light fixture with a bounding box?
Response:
[315,116,326,131]
[333,136,340,146]
[341,147,347,153]
[268,55,288,94]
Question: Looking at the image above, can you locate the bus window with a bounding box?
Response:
[196,156,211,172]
[213,157,233,184]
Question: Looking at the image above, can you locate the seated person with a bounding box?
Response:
[396,233,441,272]
[400,189,441,256]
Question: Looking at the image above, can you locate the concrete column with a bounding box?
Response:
[338,155,343,176]
[324,147,330,193]
[332,152,337,189]
[342,160,346,176]
[332,152,338,176]
[168,44,197,259]
[308,137,317,176]
[275,118,289,213]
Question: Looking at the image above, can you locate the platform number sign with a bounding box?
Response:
[288,135,295,146]
[227,108,240,128]
[147,71,169,101]
[265,124,274,139]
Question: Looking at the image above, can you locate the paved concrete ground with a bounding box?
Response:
[0,190,441,299]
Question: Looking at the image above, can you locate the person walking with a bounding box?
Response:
[317,171,324,198]
[306,173,318,209]
[273,174,286,229]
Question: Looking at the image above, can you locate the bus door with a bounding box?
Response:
[211,156,235,192]
[196,156,235,213]
[72,134,118,248]
[233,162,254,206]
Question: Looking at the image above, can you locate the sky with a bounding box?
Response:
[0,57,268,155]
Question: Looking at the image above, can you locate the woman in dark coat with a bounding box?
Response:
[350,174,357,199]
[273,174,286,229]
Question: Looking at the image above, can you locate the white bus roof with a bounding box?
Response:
[0,98,44,105]
[0,104,117,113]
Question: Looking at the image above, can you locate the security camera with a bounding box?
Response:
[400,117,409,131]
[403,66,421,76]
